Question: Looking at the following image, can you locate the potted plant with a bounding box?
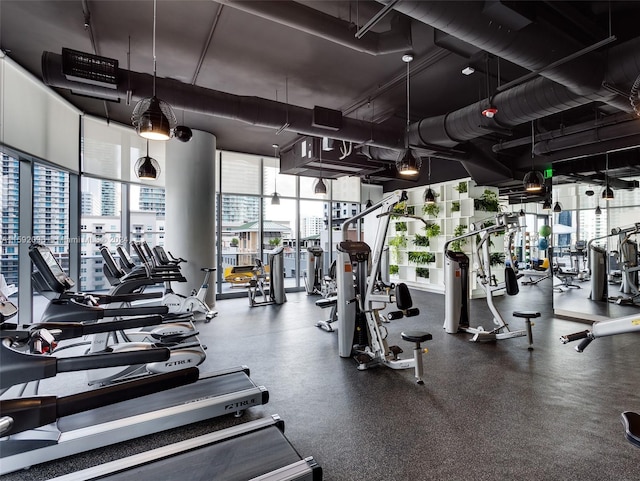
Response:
[395,221,407,232]
[408,251,435,264]
[454,181,468,194]
[389,264,399,276]
[422,202,440,218]
[388,234,407,262]
[489,252,505,267]
[413,233,430,247]
[474,189,501,212]
[450,224,467,252]
[424,222,441,238]
[451,201,460,213]
[416,267,429,279]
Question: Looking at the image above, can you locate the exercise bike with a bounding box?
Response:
[560,314,640,448]
[129,242,217,322]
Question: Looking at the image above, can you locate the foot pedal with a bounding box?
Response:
[355,353,373,364]
[389,345,403,360]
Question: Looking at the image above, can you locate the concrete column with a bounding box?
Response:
[165,130,216,306]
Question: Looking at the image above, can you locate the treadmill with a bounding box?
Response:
[45,415,322,481]
[1,254,270,475]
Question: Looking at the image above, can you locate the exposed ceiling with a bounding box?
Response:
[2,0,640,202]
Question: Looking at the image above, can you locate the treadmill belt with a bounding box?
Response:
[59,371,253,432]
[89,426,302,481]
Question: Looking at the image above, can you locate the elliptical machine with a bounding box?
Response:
[304,246,324,295]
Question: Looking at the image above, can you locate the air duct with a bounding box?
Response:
[216,0,413,56]
[387,0,603,96]
[42,51,401,150]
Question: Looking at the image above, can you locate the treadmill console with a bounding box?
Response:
[28,244,75,293]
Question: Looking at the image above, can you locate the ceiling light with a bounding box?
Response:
[462,66,475,76]
[524,121,544,192]
[396,52,421,177]
[602,153,614,201]
[135,140,160,180]
[553,201,562,213]
[595,205,602,215]
[542,197,552,210]
[602,185,615,201]
[523,170,544,192]
[314,178,327,194]
[424,187,436,204]
[365,199,373,209]
[423,157,435,203]
[131,0,177,140]
[519,208,525,217]
[271,144,280,204]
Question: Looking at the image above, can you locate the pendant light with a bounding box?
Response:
[553,201,562,213]
[135,140,160,180]
[131,0,176,140]
[595,204,602,215]
[518,196,525,217]
[364,176,373,208]
[314,142,327,194]
[423,157,436,204]
[396,53,421,176]
[542,197,552,210]
[523,121,544,192]
[271,144,280,205]
[602,152,614,201]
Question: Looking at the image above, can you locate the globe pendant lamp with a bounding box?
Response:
[396,53,421,176]
[524,121,544,192]
[135,140,160,180]
[131,0,176,140]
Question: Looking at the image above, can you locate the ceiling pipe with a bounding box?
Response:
[406,33,640,150]
[492,112,636,153]
[216,0,413,56]
[41,51,402,150]
[385,0,604,96]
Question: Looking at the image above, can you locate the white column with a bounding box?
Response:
[165,130,216,305]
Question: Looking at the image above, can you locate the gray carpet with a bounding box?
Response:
[4,278,640,480]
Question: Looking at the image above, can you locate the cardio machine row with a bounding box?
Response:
[0,243,321,479]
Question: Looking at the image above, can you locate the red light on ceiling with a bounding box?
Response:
[482,107,498,118]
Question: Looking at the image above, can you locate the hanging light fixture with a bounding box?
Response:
[423,157,436,204]
[542,197,552,210]
[595,204,602,215]
[518,197,526,217]
[271,144,280,205]
[553,201,562,213]
[523,121,544,192]
[602,152,614,201]
[314,141,327,194]
[364,176,373,208]
[135,140,161,180]
[396,53,421,176]
[131,0,177,140]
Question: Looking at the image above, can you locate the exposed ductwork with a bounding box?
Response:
[386,0,604,96]
[216,0,413,56]
[41,51,402,150]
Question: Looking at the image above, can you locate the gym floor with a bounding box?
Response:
[6,277,640,481]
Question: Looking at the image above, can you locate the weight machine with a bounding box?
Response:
[560,314,640,448]
[335,191,431,383]
[248,246,287,307]
[588,224,640,305]
[304,246,324,295]
[443,214,537,346]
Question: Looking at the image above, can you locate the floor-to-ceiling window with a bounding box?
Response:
[1,154,20,301]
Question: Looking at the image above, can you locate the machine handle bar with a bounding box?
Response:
[559,330,591,344]
[56,347,170,373]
